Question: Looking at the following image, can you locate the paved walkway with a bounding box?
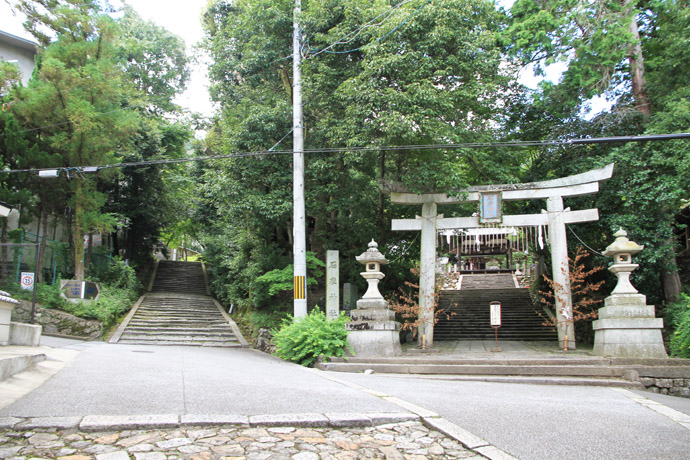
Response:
[1,338,690,459]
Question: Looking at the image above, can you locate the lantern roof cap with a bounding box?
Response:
[603,228,644,257]
[356,239,389,265]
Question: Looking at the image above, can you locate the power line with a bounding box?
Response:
[305,0,430,58]
[1,132,689,175]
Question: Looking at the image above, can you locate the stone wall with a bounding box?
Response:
[640,377,690,397]
[11,300,102,339]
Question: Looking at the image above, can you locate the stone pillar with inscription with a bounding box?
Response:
[592,229,667,358]
[326,250,340,320]
[346,240,402,357]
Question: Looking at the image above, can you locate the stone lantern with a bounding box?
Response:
[345,240,402,357]
[605,229,644,295]
[0,290,20,345]
[593,229,667,358]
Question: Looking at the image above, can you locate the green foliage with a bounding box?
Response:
[0,280,67,310]
[88,257,142,293]
[64,284,139,330]
[272,307,351,367]
[667,293,690,358]
[255,252,325,296]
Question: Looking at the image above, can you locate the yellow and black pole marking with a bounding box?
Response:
[294,276,306,300]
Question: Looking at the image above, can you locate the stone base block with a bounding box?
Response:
[592,326,667,358]
[356,298,389,310]
[347,320,400,331]
[346,329,402,358]
[349,308,395,322]
[9,322,42,346]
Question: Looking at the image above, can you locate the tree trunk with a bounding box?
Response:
[73,180,85,280]
[378,151,386,241]
[84,233,93,278]
[1,219,8,283]
[626,4,651,116]
[111,231,119,257]
[37,209,49,283]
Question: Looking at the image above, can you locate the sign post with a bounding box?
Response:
[490,301,502,352]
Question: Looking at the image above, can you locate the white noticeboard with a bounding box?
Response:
[20,272,35,291]
[490,301,502,327]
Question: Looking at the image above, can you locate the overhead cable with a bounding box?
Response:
[1,132,689,176]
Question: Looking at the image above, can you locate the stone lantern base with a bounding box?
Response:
[592,294,667,358]
[346,300,402,357]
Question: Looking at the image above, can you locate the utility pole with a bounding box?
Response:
[292,0,307,318]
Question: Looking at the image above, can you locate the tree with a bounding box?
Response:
[199,0,520,311]
[11,1,139,280]
[505,0,690,303]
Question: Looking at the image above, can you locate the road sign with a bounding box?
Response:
[20,272,34,291]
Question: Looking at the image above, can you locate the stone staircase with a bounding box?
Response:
[151,261,209,295]
[110,261,246,348]
[459,273,517,290]
[435,288,558,341]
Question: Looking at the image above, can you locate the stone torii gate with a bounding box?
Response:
[389,163,614,350]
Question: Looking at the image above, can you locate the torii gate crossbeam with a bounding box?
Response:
[389,163,614,350]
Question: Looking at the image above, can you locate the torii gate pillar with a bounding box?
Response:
[387,163,614,351]
[547,196,575,349]
[418,201,437,347]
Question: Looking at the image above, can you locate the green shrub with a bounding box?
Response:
[65,284,139,330]
[272,307,351,367]
[668,293,690,358]
[0,280,67,310]
[88,257,142,293]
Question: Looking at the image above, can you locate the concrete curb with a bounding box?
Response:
[0,353,46,381]
[211,297,249,348]
[108,295,147,344]
[311,367,519,460]
[0,412,421,432]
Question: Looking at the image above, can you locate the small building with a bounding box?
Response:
[0,29,38,86]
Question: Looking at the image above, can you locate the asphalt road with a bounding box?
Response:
[329,372,690,460]
[0,343,400,417]
[3,340,690,460]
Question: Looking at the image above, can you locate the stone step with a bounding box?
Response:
[317,361,639,380]
[117,339,242,348]
[120,333,237,341]
[435,287,556,342]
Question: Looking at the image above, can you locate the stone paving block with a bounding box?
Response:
[0,416,22,429]
[365,412,419,425]
[475,445,520,460]
[80,414,179,432]
[133,453,166,460]
[324,413,372,427]
[180,414,249,427]
[423,416,489,450]
[249,413,330,427]
[17,416,82,429]
[95,451,131,460]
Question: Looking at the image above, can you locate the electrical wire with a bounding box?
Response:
[567,227,605,257]
[304,0,428,58]
[0,132,688,175]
